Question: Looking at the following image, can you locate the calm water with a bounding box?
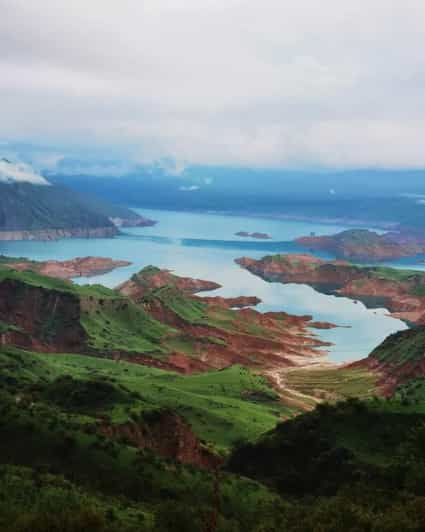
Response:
[0,208,410,363]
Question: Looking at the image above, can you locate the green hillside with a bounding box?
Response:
[0,182,151,235]
[0,182,115,232]
[370,326,425,366]
[0,265,173,355]
[0,347,286,532]
[227,399,425,530]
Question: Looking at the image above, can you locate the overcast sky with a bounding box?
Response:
[1,0,425,169]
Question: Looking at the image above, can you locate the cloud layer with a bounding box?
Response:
[0,159,50,185]
[1,0,425,168]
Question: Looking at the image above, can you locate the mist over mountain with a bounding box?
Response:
[0,160,155,239]
[48,164,425,229]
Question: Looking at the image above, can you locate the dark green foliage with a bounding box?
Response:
[0,182,115,231]
[228,399,425,496]
[370,326,425,365]
[44,376,131,411]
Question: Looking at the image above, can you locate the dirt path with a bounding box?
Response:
[264,354,340,411]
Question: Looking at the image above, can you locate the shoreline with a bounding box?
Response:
[130,205,394,232]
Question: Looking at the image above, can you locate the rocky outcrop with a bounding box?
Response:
[296,229,425,261]
[0,226,118,241]
[118,266,221,301]
[4,256,131,280]
[0,279,87,352]
[100,410,221,469]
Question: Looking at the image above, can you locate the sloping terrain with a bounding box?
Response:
[0,347,287,532]
[1,258,425,530]
[0,179,155,240]
[227,399,425,530]
[0,263,328,375]
[356,326,425,396]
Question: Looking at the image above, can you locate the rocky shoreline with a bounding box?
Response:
[236,253,425,325]
[1,256,131,279]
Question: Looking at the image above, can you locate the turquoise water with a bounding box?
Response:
[0,208,409,363]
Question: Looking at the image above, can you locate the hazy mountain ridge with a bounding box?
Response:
[0,162,156,239]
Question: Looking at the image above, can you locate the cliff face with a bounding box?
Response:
[236,253,425,325]
[100,411,221,469]
[0,279,87,351]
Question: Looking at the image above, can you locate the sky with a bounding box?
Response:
[1,0,425,171]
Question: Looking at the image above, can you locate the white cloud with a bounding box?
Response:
[0,159,50,185]
[1,1,425,168]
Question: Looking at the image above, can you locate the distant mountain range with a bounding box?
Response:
[50,166,425,229]
[0,159,155,240]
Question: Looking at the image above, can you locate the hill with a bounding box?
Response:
[227,399,425,530]
[1,259,425,530]
[0,160,155,240]
[0,262,327,373]
[357,326,425,397]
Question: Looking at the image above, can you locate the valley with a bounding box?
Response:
[1,208,425,531]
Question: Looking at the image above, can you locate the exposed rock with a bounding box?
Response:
[118,265,329,375]
[0,279,87,352]
[100,410,222,469]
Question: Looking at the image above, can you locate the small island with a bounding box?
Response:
[235,231,272,240]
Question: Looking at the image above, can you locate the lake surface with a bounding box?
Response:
[0,208,410,363]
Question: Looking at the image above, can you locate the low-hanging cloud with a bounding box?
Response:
[1,0,425,169]
[0,159,50,185]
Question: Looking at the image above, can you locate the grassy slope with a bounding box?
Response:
[370,326,425,365]
[0,265,174,355]
[0,182,115,231]
[0,347,292,451]
[228,398,425,491]
[0,353,284,531]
